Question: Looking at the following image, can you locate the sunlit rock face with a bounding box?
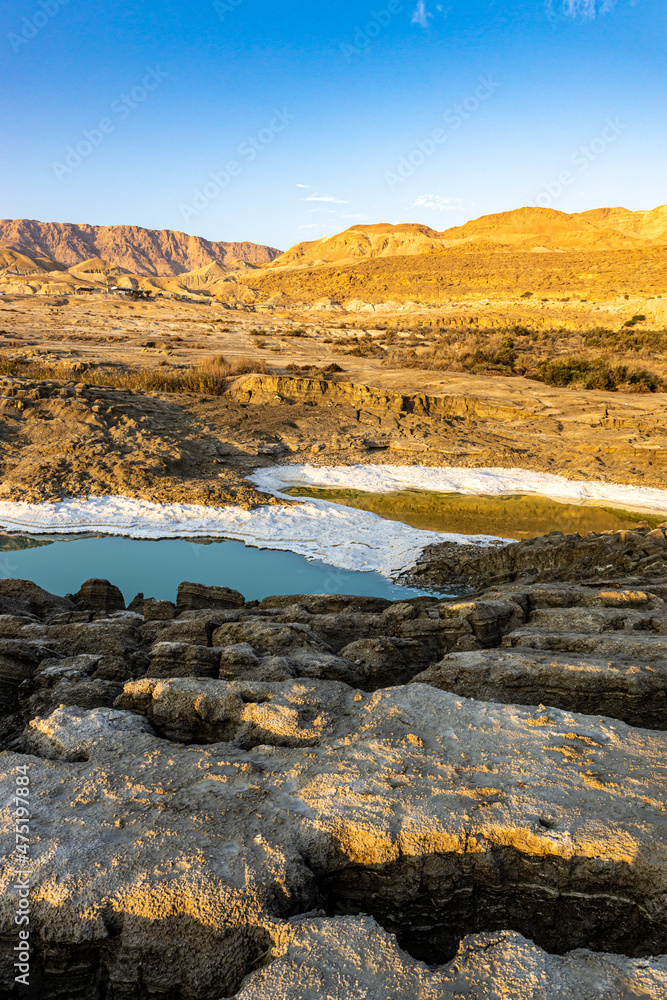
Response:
[233,918,667,1000]
[4,684,667,996]
[1,538,667,999]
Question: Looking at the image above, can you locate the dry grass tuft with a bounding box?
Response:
[0,354,272,396]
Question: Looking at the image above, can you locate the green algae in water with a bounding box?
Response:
[285,488,666,540]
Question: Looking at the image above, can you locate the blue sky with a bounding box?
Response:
[1,0,664,250]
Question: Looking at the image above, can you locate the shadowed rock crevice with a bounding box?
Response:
[0,921,274,1000]
[316,848,667,965]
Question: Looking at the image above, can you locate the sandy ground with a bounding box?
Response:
[0,293,665,504]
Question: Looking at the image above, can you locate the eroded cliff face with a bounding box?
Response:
[0,219,281,274]
[1,528,667,998]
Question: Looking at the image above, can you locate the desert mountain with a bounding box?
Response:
[438,206,667,250]
[578,205,667,241]
[0,219,281,276]
[0,245,66,273]
[270,206,667,268]
[0,247,49,274]
[271,223,449,268]
[68,257,129,278]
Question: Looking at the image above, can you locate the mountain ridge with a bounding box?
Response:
[0,219,281,276]
[270,205,667,269]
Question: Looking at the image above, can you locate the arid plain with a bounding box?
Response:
[1,207,667,504]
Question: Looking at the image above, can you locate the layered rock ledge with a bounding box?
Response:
[0,523,666,998]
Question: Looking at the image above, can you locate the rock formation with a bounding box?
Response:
[1,529,667,997]
[0,219,281,275]
[404,522,667,592]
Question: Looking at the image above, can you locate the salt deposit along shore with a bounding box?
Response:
[250,463,667,515]
[0,492,503,582]
[2,465,667,586]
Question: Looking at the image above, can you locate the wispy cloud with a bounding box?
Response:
[296,183,309,189]
[302,192,349,204]
[413,194,465,211]
[549,0,626,19]
[411,1,432,27]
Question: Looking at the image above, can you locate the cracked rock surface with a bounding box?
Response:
[1,528,667,999]
[5,685,667,996]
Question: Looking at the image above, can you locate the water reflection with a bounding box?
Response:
[285,489,664,540]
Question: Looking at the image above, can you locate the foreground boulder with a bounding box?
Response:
[4,685,667,996]
[176,581,245,610]
[233,917,667,1000]
[0,578,75,618]
[71,578,126,613]
[414,648,667,729]
[116,676,355,746]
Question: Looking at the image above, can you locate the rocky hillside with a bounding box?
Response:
[440,204,667,250]
[270,205,667,269]
[0,219,282,275]
[272,222,450,268]
[242,244,667,305]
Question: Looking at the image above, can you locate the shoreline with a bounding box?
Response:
[1,463,667,582]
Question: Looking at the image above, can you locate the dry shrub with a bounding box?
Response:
[0,353,272,397]
[199,353,269,376]
[378,324,667,391]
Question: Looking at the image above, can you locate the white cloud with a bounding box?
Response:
[296,183,309,189]
[411,1,432,27]
[413,195,465,211]
[302,193,349,204]
[550,0,622,18]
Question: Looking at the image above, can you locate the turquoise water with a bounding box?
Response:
[0,534,436,603]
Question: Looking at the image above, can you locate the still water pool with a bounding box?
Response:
[284,488,665,540]
[0,534,436,603]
